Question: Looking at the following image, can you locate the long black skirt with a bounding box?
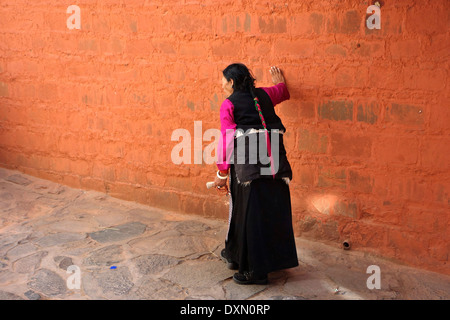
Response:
[224,164,299,276]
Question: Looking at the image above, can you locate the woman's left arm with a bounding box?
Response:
[214,99,236,193]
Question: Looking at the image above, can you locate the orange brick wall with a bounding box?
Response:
[0,0,448,274]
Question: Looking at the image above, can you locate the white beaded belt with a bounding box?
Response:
[235,128,284,138]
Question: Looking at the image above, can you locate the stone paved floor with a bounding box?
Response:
[0,167,449,300]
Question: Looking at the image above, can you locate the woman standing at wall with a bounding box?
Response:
[213,63,298,285]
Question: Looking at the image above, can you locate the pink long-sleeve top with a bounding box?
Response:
[216,82,290,171]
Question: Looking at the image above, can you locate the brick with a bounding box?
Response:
[185,100,195,111]
[3,104,26,125]
[298,128,328,154]
[390,38,421,58]
[136,13,163,34]
[432,182,450,206]
[106,178,142,203]
[6,59,40,75]
[154,39,177,55]
[317,166,346,189]
[387,229,430,266]
[80,176,106,193]
[429,239,449,262]
[27,154,52,171]
[104,141,126,160]
[297,215,340,241]
[0,11,20,31]
[289,12,324,35]
[424,33,450,60]
[326,15,340,34]
[36,82,58,101]
[129,20,138,34]
[330,133,372,158]
[197,63,218,82]
[165,177,193,193]
[324,44,347,56]
[384,103,424,127]
[327,10,360,34]
[0,82,9,97]
[333,200,358,219]
[92,163,115,182]
[204,197,228,220]
[179,41,207,57]
[401,206,438,233]
[348,170,373,193]
[318,100,353,121]
[344,222,390,251]
[341,10,361,34]
[57,83,79,103]
[218,13,253,34]
[147,188,181,212]
[180,195,205,216]
[127,168,150,186]
[353,40,385,58]
[273,39,315,57]
[160,63,185,83]
[222,16,231,33]
[373,136,419,165]
[70,159,92,177]
[244,13,252,32]
[126,38,155,56]
[124,147,151,167]
[403,67,446,91]
[405,6,449,35]
[334,66,368,88]
[420,137,450,169]
[371,199,401,224]
[280,130,295,153]
[299,101,315,119]
[293,163,315,187]
[297,214,317,232]
[258,16,287,33]
[61,174,82,190]
[78,39,98,52]
[390,175,431,203]
[322,219,340,241]
[50,157,72,173]
[357,101,379,124]
[334,68,353,88]
[171,14,212,33]
[309,12,324,34]
[367,65,402,90]
[212,39,241,57]
[102,37,125,54]
[277,100,298,118]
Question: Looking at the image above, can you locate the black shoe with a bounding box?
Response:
[220,249,239,270]
[233,271,268,285]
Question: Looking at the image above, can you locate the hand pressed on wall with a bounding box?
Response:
[270,66,285,85]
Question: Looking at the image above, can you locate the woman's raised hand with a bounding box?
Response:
[270,66,285,85]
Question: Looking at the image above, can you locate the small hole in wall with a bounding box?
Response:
[342,240,351,250]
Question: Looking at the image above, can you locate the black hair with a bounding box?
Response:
[222,63,257,98]
[222,63,267,130]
